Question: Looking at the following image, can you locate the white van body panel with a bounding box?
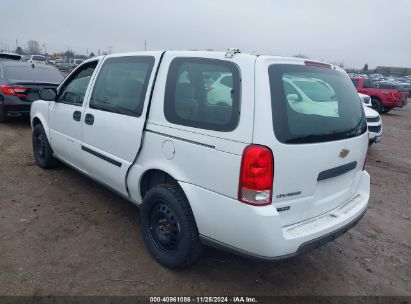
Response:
[30,51,370,260]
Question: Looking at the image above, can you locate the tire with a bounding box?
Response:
[140,184,203,269]
[381,107,392,114]
[371,98,382,113]
[32,124,59,169]
[0,106,8,123]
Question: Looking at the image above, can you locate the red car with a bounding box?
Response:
[351,77,408,113]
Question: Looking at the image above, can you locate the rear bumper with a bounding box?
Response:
[201,208,366,261]
[1,97,32,116]
[181,171,370,259]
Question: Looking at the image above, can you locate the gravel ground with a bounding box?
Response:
[0,102,410,296]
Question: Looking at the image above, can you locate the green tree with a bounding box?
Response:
[64,50,75,58]
[89,52,95,58]
[26,40,41,54]
[363,64,369,72]
[15,46,25,55]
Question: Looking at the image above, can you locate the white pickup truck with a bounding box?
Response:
[31,50,370,269]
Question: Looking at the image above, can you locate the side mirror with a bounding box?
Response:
[39,88,57,101]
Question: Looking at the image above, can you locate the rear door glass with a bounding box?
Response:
[269,65,367,144]
[164,58,240,131]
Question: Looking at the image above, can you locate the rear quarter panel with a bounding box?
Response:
[127,51,257,204]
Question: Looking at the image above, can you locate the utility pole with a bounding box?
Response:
[144,40,147,51]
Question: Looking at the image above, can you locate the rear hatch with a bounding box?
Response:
[254,58,368,226]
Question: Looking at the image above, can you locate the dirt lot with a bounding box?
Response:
[0,103,410,296]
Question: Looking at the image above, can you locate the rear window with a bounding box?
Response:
[5,65,64,83]
[164,58,240,132]
[269,65,367,144]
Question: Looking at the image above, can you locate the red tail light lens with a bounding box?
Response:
[0,85,28,97]
[363,151,368,171]
[238,145,274,206]
[390,92,399,100]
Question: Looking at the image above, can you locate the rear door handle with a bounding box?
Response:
[84,113,94,125]
[73,111,81,121]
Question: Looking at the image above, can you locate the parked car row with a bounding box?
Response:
[351,77,408,113]
[51,58,84,71]
[0,51,85,72]
[349,73,410,113]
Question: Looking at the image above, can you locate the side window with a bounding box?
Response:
[89,56,155,117]
[58,61,97,106]
[164,58,240,132]
[351,79,359,88]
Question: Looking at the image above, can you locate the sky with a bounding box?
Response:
[1,0,410,69]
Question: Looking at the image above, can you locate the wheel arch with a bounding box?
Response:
[31,101,51,142]
[31,114,51,141]
[369,95,381,101]
[139,168,182,200]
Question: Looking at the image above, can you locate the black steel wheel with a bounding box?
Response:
[149,201,181,252]
[32,124,58,169]
[371,98,382,113]
[140,184,203,269]
[0,105,8,123]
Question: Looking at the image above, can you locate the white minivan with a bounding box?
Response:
[31,50,370,268]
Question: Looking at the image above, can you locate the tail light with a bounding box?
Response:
[238,145,274,206]
[0,85,28,97]
[363,151,368,171]
[390,91,399,100]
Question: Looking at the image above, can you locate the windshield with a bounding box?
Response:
[269,64,367,144]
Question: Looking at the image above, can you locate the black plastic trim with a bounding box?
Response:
[317,161,357,181]
[146,129,215,149]
[81,145,122,167]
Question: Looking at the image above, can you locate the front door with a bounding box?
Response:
[49,60,99,170]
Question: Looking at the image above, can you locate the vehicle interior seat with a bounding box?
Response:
[175,83,198,120]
